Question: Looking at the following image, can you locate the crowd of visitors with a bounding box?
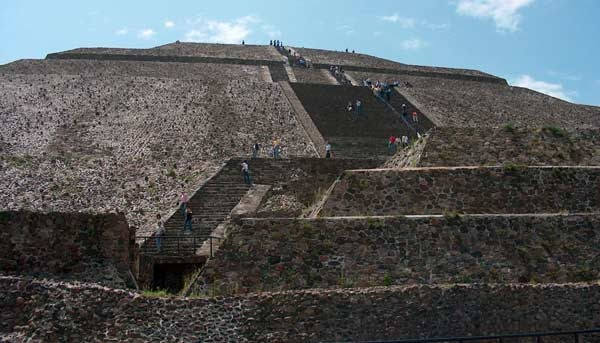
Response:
[364,79,399,101]
[388,135,410,155]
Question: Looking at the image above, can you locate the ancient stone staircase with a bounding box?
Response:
[386,88,435,132]
[290,83,414,159]
[151,157,381,256]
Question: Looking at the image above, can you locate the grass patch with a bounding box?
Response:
[2,154,34,168]
[166,169,177,178]
[503,123,516,133]
[543,126,567,138]
[503,162,527,173]
[141,289,173,298]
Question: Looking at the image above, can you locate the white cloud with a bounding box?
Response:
[164,21,175,28]
[512,75,572,101]
[262,24,281,38]
[455,0,535,32]
[401,38,428,50]
[379,14,416,28]
[138,29,156,40]
[184,15,259,43]
[115,28,128,36]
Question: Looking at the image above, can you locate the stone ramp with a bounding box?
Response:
[317,166,600,217]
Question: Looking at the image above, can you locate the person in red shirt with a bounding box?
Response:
[388,135,397,155]
[412,111,418,123]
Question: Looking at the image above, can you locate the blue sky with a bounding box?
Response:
[1,0,599,105]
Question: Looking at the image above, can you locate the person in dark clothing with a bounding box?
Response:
[183,208,193,232]
[252,143,260,158]
[155,214,165,253]
[270,40,273,45]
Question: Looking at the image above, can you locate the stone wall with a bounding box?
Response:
[0,211,134,288]
[385,127,600,168]
[0,59,266,81]
[0,73,316,235]
[348,72,600,128]
[292,68,337,84]
[192,215,600,294]
[53,42,283,61]
[2,276,599,342]
[293,47,498,79]
[319,166,600,217]
[0,276,249,342]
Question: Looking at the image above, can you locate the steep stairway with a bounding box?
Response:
[386,89,435,132]
[290,83,415,159]
[150,158,381,256]
[163,163,249,237]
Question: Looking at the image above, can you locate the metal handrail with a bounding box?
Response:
[138,234,224,258]
[333,328,600,343]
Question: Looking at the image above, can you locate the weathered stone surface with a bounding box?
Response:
[0,73,316,236]
[319,166,600,217]
[0,276,248,342]
[192,215,600,294]
[53,42,283,61]
[2,276,599,342]
[293,47,496,78]
[348,71,600,128]
[0,58,268,81]
[0,211,134,288]
[386,127,600,168]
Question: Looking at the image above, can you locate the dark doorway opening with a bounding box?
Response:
[153,262,203,293]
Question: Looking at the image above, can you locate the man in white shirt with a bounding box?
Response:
[242,160,252,185]
[325,142,332,158]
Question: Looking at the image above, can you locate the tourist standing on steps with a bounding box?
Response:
[272,139,280,159]
[155,214,165,254]
[401,135,409,148]
[252,142,260,158]
[183,208,193,232]
[412,111,419,124]
[388,135,397,155]
[401,104,407,118]
[242,160,252,185]
[325,142,332,158]
[355,99,362,117]
[179,190,189,220]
